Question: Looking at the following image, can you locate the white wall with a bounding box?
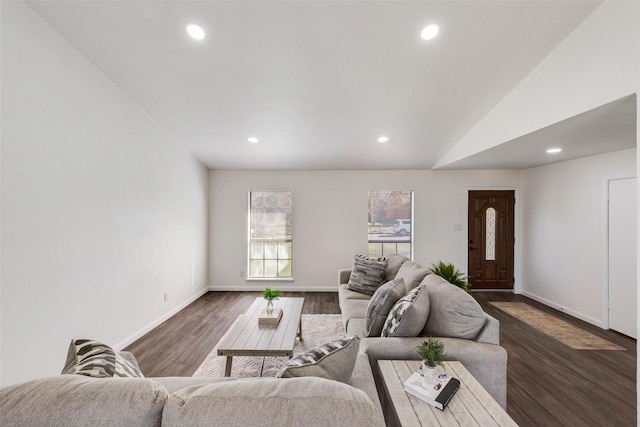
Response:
[209,169,521,291]
[0,1,209,386]
[520,148,636,327]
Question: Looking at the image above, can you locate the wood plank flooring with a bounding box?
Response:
[474,292,636,427]
[126,291,636,426]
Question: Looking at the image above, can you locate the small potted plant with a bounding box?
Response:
[416,337,445,383]
[262,287,282,314]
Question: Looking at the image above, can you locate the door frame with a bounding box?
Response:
[605,177,637,335]
[467,186,520,293]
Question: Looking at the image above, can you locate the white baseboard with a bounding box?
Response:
[519,290,605,329]
[208,285,337,292]
[113,287,209,351]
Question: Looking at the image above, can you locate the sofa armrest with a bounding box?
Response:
[338,268,352,285]
[475,313,500,345]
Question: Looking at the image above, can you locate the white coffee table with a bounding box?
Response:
[216,297,304,377]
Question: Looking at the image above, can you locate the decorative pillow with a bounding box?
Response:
[347,255,387,295]
[421,276,486,339]
[383,254,409,281]
[276,336,360,383]
[61,339,144,378]
[364,278,405,337]
[381,285,430,337]
[395,261,431,292]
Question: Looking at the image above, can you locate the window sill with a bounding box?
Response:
[246,277,294,282]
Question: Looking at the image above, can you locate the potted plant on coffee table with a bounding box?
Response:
[262,287,282,314]
[416,337,445,383]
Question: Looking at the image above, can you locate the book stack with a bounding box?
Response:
[403,371,460,411]
[258,308,283,325]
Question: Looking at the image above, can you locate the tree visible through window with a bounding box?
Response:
[368,191,413,259]
[248,191,293,279]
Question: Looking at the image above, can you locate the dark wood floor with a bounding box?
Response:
[126,291,636,426]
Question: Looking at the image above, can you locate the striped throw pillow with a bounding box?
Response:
[276,336,360,383]
[347,255,387,295]
[61,339,144,378]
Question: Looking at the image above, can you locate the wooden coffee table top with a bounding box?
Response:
[217,297,304,358]
[379,360,518,427]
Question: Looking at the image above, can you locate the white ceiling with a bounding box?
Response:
[437,94,637,170]
[27,0,627,171]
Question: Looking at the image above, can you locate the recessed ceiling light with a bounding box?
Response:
[546,148,562,154]
[248,137,259,144]
[378,136,389,143]
[421,24,439,40]
[186,24,205,40]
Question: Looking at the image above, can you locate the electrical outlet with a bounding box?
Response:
[164,293,168,302]
[240,270,245,278]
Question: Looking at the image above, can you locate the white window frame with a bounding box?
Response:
[247,190,294,281]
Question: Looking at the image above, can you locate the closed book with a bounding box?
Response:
[403,371,460,411]
[258,308,283,325]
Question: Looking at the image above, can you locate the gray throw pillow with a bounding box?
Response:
[383,254,409,281]
[421,277,486,339]
[364,278,405,337]
[61,339,144,378]
[381,285,430,337]
[347,255,387,295]
[395,261,430,291]
[276,336,360,384]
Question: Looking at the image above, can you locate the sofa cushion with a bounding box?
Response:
[162,377,384,427]
[421,274,486,339]
[384,254,409,281]
[347,255,387,295]
[61,339,144,378]
[381,285,430,337]
[340,298,371,331]
[346,318,366,337]
[152,377,234,394]
[0,375,167,427]
[339,283,374,300]
[395,261,430,291]
[364,278,405,337]
[276,336,359,383]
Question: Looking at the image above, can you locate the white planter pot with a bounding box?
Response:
[421,363,438,384]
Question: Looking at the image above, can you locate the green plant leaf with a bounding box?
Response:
[430,261,472,293]
[416,337,445,367]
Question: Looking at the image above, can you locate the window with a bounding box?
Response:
[248,191,293,279]
[368,191,413,259]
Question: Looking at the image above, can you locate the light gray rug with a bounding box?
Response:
[193,314,346,378]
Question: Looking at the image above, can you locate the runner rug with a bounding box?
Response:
[488,301,625,350]
[193,314,346,378]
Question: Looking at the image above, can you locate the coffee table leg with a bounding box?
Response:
[298,318,303,341]
[224,356,233,377]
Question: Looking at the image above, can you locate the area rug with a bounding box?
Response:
[488,302,625,350]
[193,314,346,378]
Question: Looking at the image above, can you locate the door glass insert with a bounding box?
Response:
[486,207,496,261]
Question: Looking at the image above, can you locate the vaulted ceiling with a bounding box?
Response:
[27,1,634,170]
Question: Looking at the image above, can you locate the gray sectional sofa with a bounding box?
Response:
[0,349,385,426]
[0,254,507,426]
[338,254,508,409]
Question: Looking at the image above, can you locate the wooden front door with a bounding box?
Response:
[468,190,515,290]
